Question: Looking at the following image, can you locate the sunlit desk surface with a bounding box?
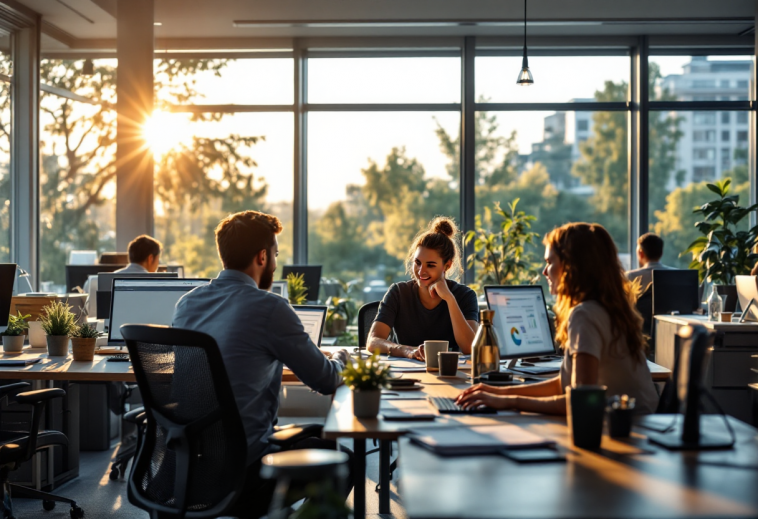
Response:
[0,348,135,382]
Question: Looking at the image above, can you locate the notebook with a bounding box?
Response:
[409,425,555,456]
[0,358,41,366]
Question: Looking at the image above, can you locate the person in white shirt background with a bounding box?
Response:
[625,232,674,291]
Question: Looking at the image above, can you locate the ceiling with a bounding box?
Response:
[8,0,757,53]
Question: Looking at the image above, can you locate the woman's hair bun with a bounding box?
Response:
[431,217,456,238]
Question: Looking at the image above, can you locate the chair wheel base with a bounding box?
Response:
[42,500,55,511]
[70,505,84,518]
[109,467,119,480]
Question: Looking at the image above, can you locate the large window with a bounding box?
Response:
[650,55,753,102]
[39,59,117,291]
[0,53,11,263]
[307,111,460,301]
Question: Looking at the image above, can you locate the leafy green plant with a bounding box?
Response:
[2,312,31,337]
[465,199,542,291]
[341,352,391,391]
[40,301,77,337]
[70,323,100,339]
[286,273,308,305]
[326,297,357,325]
[683,178,758,284]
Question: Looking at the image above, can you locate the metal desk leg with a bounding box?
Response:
[353,438,366,519]
[379,440,391,514]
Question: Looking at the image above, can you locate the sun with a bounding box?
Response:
[143,111,190,158]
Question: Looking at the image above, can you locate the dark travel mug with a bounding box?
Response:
[437,352,460,377]
[566,385,607,449]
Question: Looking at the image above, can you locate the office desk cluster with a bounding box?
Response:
[4,347,757,519]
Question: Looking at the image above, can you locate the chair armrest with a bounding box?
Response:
[267,423,323,448]
[0,382,30,399]
[124,407,146,425]
[16,388,66,405]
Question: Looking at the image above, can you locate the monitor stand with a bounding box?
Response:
[647,417,733,450]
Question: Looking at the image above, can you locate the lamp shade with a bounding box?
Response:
[81,59,94,76]
[517,66,534,86]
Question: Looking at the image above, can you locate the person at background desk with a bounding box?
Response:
[457,222,659,415]
[367,217,479,360]
[626,232,674,290]
[172,210,351,519]
[116,235,162,274]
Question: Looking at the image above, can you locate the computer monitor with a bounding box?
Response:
[0,264,17,331]
[736,275,758,322]
[96,272,179,319]
[66,264,126,293]
[652,270,700,316]
[281,265,322,303]
[292,305,327,346]
[484,285,556,363]
[271,280,288,300]
[107,278,209,344]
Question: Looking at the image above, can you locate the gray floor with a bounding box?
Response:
[11,435,407,518]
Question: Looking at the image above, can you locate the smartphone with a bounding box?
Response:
[481,371,513,382]
[501,448,565,463]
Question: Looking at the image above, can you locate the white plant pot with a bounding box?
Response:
[352,389,381,419]
[2,335,25,353]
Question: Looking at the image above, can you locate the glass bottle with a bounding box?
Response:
[472,309,501,383]
[707,284,722,322]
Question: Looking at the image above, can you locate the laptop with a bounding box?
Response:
[736,275,758,322]
[106,278,209,346]
[292,305,327,346]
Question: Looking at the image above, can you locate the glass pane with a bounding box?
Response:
[649,56,753,102]
[155,58,294,106]
[40,59,117,292]
[308,58,461,103]
[308,111,460,302]
[476,56,630,103]
[474,110,630,267]
[153,112,294,278]
[0,52,11,263]
[649,111,750,269]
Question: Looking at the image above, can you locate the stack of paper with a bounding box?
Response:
[409,424,555,456]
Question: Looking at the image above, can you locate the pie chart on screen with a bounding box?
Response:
[510,327,522,346]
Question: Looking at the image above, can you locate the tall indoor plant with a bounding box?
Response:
[683,178,758,311]
[40,301,77,357]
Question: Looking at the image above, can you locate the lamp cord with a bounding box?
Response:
[523,0,527,52]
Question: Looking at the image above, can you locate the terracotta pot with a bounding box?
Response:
[352,389,381,418]
[2,335,25,353]
[46,335,70,357]
[71,337,97,361]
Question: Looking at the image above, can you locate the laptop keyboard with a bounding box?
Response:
[428,396,497,414]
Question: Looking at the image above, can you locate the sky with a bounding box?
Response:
[146,54,751,211]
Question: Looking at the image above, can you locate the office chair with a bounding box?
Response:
[122,324,325,519]
[635,287,653,359]
[0,382,83,519]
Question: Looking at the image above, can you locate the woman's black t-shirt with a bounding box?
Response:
[374,280,480,351]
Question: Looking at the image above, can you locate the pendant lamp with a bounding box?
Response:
[516,0,533,86]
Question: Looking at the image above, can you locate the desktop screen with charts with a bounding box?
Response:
[293,306,326,346]
[485,287,555,358]
[109,279,208,342]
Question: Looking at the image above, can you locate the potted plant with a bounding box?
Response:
[341,352,391,418]
[286,273,308,305]
[683,178,758,312]
[325,297,357,337]
[70,323,100,361]
[1,312,31,353]
[465,199,543,293]
[39,301,77,357]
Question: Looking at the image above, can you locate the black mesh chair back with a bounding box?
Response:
[122,324,248,519]
[636,287,653,338]
[358,301,380,352]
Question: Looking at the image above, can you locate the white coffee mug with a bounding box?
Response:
[424,340,449,371]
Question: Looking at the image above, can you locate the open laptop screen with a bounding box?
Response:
[292,305,327,347]
[108,278,209,343]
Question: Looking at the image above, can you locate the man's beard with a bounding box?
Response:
[259,260,275,291]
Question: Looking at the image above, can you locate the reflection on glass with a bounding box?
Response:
[650,111,749,269]
[308,58,461,104]
[153,112,294,278]
[307,111,460,303]
[474,110,629,266]
[650,56,753,102]
[39,59,117,290]
[476,56,629,103]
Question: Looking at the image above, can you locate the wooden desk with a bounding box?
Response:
[0,350,135,382]
[399,414,758,518]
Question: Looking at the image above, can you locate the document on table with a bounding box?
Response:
[409,424,555,455]
[382,358,427,372]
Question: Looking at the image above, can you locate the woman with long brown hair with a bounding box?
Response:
[457,222,659,414]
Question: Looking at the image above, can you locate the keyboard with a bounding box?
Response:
[428,396,497,415]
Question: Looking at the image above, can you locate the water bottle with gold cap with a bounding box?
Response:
[472,309,500,383]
